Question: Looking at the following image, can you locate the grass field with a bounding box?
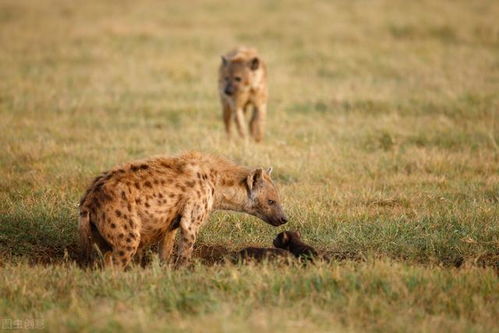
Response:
[0,0,498,332]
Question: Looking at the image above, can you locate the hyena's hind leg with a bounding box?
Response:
[250,103,266,142]
[159,229,178,264]
[102,215,141,270]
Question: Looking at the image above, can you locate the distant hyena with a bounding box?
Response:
[218,47,268,142]
[79,152,287,269]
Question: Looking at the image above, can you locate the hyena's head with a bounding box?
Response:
[220,56,260,97]
[244,168,288,226]
[273,231,301,250]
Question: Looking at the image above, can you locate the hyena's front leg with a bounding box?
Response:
[222,102,233,138]
[250,103,266,142]
[234,107,248,139]
[175,207,208,268]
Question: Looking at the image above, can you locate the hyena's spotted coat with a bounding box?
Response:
[79,152,287,269]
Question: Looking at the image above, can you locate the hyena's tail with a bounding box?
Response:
[78,209,93,264]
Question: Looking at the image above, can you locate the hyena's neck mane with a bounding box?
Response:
[175,152,251,213]
[206,155,251,213]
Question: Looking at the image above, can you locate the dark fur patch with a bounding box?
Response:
[170,215,182,230]
[140,164,149,170]
[144,181,152,188]
[95,187,113,202]
[115,210,121,217]
[239,247,290,261]
[103,173,113,181]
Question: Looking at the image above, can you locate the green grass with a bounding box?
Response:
[1,259,498,333]
[0,0,498,331]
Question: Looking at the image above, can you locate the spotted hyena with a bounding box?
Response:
[218,47,268,142]
[79,152,288,269]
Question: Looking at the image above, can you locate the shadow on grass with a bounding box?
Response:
[0,211,81,264]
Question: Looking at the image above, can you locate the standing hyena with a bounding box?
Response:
[79,152,288,269]
[218,47,268,142]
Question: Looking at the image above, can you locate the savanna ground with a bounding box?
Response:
[0,0,498,332]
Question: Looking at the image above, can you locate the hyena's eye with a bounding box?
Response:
[234,76,242,82]
[268,199,275,205]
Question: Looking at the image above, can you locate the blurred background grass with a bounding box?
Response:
[0,0,497,331]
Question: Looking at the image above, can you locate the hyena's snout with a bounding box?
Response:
[276,213,288,226]
[268,205,288,226]
[224,84,235,96]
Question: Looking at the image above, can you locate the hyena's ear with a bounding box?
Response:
[221,56,228,66]
[281,232,289,244]
[246,168,264,196]
[266,167,273,176]
[249,57,259,70]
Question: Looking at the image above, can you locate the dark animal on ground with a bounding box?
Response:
[237,247,291,261]
[273,231,318,260]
